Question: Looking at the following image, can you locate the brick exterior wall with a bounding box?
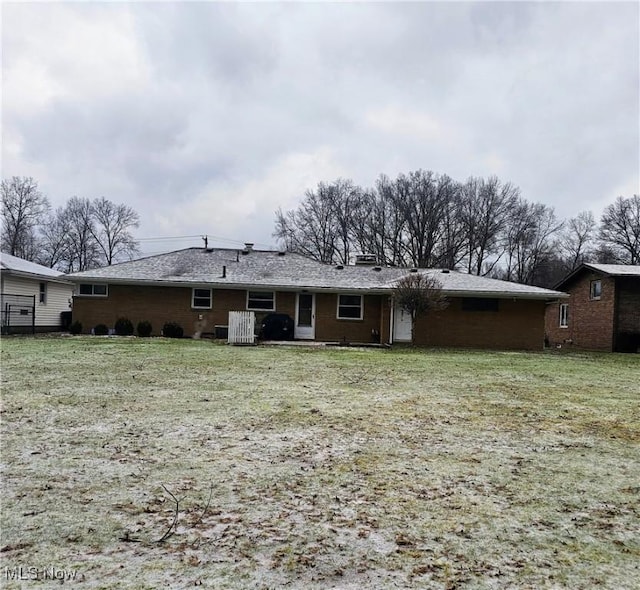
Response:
[544,271,616,351]
[72,284,547,349]
[71,285,385,342]
[72,285,300,337]
[414,298,546,350]
[314,293,384,344]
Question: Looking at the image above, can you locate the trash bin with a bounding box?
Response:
[60,311,72,330]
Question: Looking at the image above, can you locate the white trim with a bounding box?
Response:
[63,276,567,300]
[295,292,315,339]
[337,293,363,320]
[77,283,108,297]
[39,282,47,305]
[559,303,568,328]
[192,287,212,309]
[393,304,412,342]
[246,290,276,311]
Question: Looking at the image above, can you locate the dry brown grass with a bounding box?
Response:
[1,336,639,588]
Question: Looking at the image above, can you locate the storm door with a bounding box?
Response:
[295,293,315,340]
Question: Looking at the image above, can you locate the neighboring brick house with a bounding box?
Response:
[545,263,640,352]
[1,252,74,334]
[65,245,566,350]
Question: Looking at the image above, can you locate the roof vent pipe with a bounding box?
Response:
[222,265,226,278]
[244,242,254,252]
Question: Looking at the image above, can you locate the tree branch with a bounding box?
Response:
[156,485,181,543]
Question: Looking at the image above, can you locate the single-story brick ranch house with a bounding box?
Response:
[545,263,640,352]
[65,245,567,350]
[1,252,74,334]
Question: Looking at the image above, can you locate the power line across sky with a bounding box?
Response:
[137,234,277,257]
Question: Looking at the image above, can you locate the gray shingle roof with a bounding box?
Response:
[553,262,640,290]
[1,252,69,281]
[64,247,566,299]
[584,263,640,276]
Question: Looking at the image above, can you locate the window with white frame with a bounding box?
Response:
[192,288,212,309]
[39,282,47,304]
[337,294,363,320]
[247,291,275,311]
[559,303,568,328]
[590,280,602,300]
[78,283,108,296]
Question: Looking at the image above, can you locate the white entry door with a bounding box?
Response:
[295,293,315,340]
[393,305,412,342]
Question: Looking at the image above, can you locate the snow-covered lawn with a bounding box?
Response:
[1,337,638,589]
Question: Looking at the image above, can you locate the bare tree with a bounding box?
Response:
[459,176,519,276]
[37,206,71,270]
[1,176,50,259]
[502,200,564,286]
[90,197,140,265]
[598,195,640,264]
[433,185,466,270]
[349,178,406,267]
[64,197,100,272]
[594,243,621,264]
[349,188,382,262]
[324,179,362,265]
[274,190,337,263]
[560,211,597,271]
[391,170,457,267]
[274,178,360,264]
[370,174,407,266]
[392,273,448,345]
[274,168,598,283]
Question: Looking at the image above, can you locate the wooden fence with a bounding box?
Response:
[228,311,255,345]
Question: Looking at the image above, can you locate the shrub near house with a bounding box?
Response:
[65,246,567,350]
[114,317,134,336]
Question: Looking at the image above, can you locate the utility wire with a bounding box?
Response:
[137,234,276,249]
[137,234,278,256]
[137,235,202,242]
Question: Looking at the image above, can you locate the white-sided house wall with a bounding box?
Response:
[1,274,73,330]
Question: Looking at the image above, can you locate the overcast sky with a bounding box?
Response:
[3,1,639,257]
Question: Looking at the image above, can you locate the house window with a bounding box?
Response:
[559,303,568,328]
[39,282,47,304]
[590,280,602,300]
[247,291,275,311]
[337,294,363,320]
[78,283,108,297]
[192,288,212,309]
[462,297,500,312]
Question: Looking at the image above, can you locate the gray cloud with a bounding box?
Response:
[2,1,638,254]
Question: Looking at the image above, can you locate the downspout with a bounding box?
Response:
[389,296,394,345]
[612,277,620,352]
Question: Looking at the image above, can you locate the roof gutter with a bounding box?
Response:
[65,276,568,300]
[3,269,73,285]
[439,289,569,300]
[66,276,394,294]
